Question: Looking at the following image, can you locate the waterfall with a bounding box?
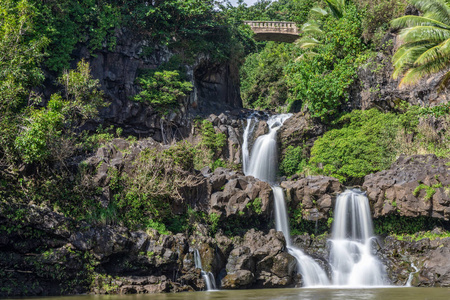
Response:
[243,114,329,286]
[329,189,388,286]
[194,249,217,291]
[273,187,330,286]
[242,115,257,174]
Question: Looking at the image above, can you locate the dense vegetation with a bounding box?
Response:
[1,0,449,239]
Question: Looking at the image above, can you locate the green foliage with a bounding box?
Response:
[373,215,443,235]
[240,42,292,110]
[391,0,450,88]
[279,145,309,177]
[413,182,442,201]
[14,60,104,164]
[134,70,193,111]
[287,3,367,118]
[14,95,65,164]
[209,212,220,234]
[33,0,120,71]
[392,230,450,241]
[310,109,400,182]
[246,197,263,215]
[357,0,408,45]
[195,120,227,170]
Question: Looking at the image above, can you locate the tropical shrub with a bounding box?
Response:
[134,70,193,111]
[309,109,400,182]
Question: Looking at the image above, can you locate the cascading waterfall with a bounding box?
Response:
[194,249,217,291]
[242,115,257,174]
[329,189,388,286]
[243,114,329,286]
[273,187,330,286]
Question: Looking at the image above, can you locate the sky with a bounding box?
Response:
[229,0,262,6]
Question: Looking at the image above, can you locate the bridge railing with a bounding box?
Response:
[243,21,298,29]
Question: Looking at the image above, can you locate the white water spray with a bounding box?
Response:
[329,189,388,286]
[243,114,329,286]
[194,249,217,291]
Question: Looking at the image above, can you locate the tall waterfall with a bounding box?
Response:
[194,249,217,291]
[243,114,329,286]
[329,189,388,286]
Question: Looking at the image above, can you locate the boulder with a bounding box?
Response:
[281,176,343,221]
[221,229,297,289]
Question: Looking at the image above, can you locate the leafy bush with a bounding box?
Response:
[134,70,193,111]
[286,4,367,119]
[279,145,309,177]
[309,109,400,182]
[240,42,292,110]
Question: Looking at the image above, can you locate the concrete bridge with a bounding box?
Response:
[244,21,300,43]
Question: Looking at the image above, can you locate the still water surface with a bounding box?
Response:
[20,288,450,300]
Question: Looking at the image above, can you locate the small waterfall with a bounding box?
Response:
[329,189,388,286]
[242,115,257,174]
[406,262,419,287]
[194,249,217,291]
[243,114,329,286]
[273,187,330,286]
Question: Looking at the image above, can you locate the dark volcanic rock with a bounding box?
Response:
[208,168,274,221]
[281,176,344,221]
[221,229,297,289]
[363,155,450,220]
[350,44,449,111]
[278,112,326,158]
[382,232,450,287]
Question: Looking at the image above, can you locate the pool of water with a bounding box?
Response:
[18,288,450,300]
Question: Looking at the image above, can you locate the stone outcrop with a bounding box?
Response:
[350,37,449,111]
[0,204,204,297]
[221,229,297,289]
[281,176,344,221]
[278,112,326,158]
[208,168,273,221]
[382,230,450,287]
[363,155,450,220]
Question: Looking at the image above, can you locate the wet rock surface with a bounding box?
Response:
[381,230,450,287]
[363,155,450,220]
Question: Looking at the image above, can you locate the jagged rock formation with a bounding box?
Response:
[363,155,450,220]
[281,176,343,221]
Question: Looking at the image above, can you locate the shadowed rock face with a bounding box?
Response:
[363,155,450,220]
[65,29,242,141]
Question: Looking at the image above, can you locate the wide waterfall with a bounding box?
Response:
[243,114,329,286]
[329,189,388,286]
[194,249,217,291]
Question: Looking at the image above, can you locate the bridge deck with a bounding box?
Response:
[244,21,300,43]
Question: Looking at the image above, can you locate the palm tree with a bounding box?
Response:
[391,0,450,89]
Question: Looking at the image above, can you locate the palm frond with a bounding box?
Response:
[391,15,450,29]
[297,37,322,49]
[310,6,328,17]
[295,52,319,62]
[324,0,345,19]
[398,26,450,43]
[392,42,436,79]
[409,0,450,25]
[301,21,323,35]
[400,57,449,86]
[415,39,449,65]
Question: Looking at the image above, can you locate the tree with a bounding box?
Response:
[391,0,450,88]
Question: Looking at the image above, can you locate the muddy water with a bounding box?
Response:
[18,288,450,300]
